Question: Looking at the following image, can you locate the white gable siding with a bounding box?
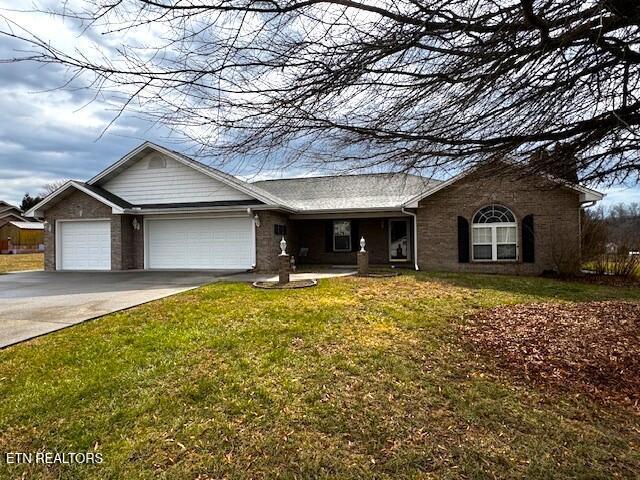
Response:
[102,154,254,205]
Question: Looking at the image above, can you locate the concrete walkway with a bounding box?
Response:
[0,269,355,348]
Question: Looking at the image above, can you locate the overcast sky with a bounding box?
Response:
[0,1,639,208]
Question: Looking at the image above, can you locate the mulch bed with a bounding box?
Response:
[252,279,317,289]
[462,301,640,406]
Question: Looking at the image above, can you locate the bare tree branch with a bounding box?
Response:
[0,0,639,185]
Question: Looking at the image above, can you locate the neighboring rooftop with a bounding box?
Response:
[8,221,44,230]
[252,173,442,211]
[0,203,21,213]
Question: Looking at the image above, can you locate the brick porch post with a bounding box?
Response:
[278,254,290,284]
[278,236,290,284]
[357,236,369,275]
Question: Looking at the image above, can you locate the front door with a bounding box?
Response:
[389,219,410,262]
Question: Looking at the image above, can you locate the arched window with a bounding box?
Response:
[147,155,167,169]
[472,205,517,261]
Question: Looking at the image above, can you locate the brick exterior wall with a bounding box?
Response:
[255,210,296,272]
[416,169,581,275]
[120,215,144,269]
[42,172,581,275]
[43,190,144,271]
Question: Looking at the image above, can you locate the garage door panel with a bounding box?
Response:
[147,217,253,269]
[59,221,111,270]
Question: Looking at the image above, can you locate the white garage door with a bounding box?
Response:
[59,220,111,270]
[146,217,254,269]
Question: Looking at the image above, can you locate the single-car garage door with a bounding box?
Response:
[146,217,254,269]
[58,220,111,270]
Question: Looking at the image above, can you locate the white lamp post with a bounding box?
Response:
[360,236,366,253]
[279,237,287,256]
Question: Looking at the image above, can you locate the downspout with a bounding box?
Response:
[401,207,419,271]
[578,201,597,265]
[248,207,257,270]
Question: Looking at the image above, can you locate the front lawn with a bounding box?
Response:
[0,253,43,273]
[1,273,639,479]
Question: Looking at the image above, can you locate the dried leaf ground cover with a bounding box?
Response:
[464,301,640,406]
[1,273,640,479]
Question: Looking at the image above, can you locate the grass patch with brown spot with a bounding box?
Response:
[1,273,640,479]
[0,252,43,273]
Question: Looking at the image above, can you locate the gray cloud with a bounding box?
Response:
[0,78,183,204]
[0,0,637,210]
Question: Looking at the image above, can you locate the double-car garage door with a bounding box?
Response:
[146,217,254,269]
[57,217,254,270]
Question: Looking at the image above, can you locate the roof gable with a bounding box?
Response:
[25,181,128,218]
[402,163,604,207]
[88,142,287,207]
[0,211,23,220]
[0,204,21,214]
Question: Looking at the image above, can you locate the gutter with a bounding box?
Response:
[401,207,419,271]
[122,204,293,215]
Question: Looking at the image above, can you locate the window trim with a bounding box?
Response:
[471,205,518,262]
[332,220,352,252]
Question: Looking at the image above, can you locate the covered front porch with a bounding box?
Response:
[287,213,416,268]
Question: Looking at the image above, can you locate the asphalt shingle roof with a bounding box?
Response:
[80,183,134,209]
[252,173,442,211]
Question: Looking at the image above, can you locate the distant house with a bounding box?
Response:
[0,201,25,227]
[0,221,45,254]
[605,242,619,254]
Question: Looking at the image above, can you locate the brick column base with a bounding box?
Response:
[357,251,369,276]
[279,254,290,284]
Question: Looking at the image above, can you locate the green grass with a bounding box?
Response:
[1,273,639,479]
[0,252,43,273]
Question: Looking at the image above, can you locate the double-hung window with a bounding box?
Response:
[333,220,352,252]
[472,205,517,261]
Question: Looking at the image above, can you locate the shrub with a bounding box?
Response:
[592,253,640,278]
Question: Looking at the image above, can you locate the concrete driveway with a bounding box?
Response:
[0,271,238,348]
